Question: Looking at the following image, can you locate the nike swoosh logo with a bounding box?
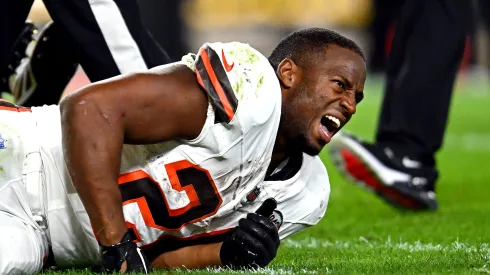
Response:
[402,156,421,169]
[221,49,234,72]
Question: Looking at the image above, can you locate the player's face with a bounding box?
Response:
[280,45,366,156]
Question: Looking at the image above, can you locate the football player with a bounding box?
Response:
[0,27,366,274]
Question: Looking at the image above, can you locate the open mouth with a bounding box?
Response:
[320,115,341,141]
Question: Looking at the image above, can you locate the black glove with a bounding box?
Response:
[100,230,151,274]
[220,198,280,269]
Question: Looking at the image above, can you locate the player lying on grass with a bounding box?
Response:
[0,27,366,274]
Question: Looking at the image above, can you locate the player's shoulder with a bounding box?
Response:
[197,41,272,77]
[181,41,281,125]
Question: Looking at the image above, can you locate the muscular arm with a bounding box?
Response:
[59,64,208,245]
[152,243,223,269]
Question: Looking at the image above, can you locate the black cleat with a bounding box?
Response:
[328,132,439,211]
[1,21,37,96]
[5,21,78,107]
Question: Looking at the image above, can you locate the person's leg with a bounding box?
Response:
[7,21,78,107]
[0,0,35,94]
[5,0,174,106]
[0,0,34,71]
[138,0,188,62]
[0,106,50,274]
[329,0,472,211]
[0,212,49,275]
[42,0,171,82]
[367,0,403,72]
[476,0,490,33]
[376,0,471,167]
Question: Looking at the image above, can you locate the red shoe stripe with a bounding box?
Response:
[340,149,419,209]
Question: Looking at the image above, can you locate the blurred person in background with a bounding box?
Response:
[1,0,184,107]
[369,0,490,73]
[329,0,472,211]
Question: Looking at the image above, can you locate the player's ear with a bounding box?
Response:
[276,58,299,89]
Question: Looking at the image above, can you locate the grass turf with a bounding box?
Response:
[44,77,490,274]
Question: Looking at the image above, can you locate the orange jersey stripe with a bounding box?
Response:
[118,170,149,184]
[198,48,235,121]
[0,99,31,112]
[0,106,31,112]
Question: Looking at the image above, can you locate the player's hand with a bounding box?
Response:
[220,198,280,269]
[100,230,151,274]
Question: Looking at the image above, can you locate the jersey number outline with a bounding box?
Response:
[118,160,222,232]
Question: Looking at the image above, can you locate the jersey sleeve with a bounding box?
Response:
[181,42,281,127]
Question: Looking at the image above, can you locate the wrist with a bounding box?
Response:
[96,220,128,246]
[98,230,127,246]
[100,230,151,274]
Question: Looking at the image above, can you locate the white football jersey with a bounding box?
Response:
[31,42,330,267]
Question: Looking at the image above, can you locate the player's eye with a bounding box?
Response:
[334,80,345,89]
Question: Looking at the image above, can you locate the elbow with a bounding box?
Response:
[59,87,101,130]
[59,85,125,137]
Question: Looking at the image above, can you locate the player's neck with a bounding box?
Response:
[268,134,294,176]
[268,152,288,176]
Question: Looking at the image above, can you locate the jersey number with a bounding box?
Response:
[118,160,222,231]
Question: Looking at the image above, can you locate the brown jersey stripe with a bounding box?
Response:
[206,45,238,113]
[195,44,237,123]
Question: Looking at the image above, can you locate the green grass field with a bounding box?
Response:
[46,77,490,274]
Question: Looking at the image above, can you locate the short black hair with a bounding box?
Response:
[268,27,365,70]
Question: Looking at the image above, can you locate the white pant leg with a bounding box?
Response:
[0,211,49,275]
[0,109,45,230]
[0,109,49,274]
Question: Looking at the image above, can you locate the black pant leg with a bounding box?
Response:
[476,0,490,34]
[0,0,34,75]
[138,0,188,62]
[376,0,471,167]
[367,0,404,72]
[42,0,171,83]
